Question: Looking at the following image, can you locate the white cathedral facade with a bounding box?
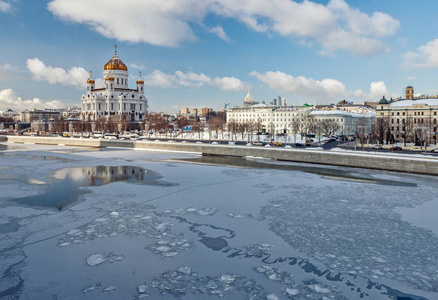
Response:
[81,46,147,122]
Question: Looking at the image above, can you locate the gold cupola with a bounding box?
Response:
[103,45,128,71]
[86,71,95,84]
[105,71,115,81]
[136,71,144,84]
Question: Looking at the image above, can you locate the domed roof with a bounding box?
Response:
[86,71,95,84]
[379,96,389,104]
[104,45,128,71]
[136,72,144,84]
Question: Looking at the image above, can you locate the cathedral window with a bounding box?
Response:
[124,104,126,110]
[130,104,135,110]
[99,103,101,110]
[140,104,142,110]
[132,95,135,98]
[117,78,119,84]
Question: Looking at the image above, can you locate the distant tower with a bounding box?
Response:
[406,86,414,100]
[243,90,254,106]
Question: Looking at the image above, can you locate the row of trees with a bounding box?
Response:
[372,117,436,146]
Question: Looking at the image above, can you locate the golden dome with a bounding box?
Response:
[105,76,114,81]
[104,45,127,71]
[136,71,144,84]
[87,71,95,84]
[104,55,128,71]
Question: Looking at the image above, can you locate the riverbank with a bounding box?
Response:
[5,135,438,176]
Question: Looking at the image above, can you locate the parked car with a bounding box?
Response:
[411,146,422,152]
[273,142,283,146]
[294,143,304,147]
[391,145,402,150]
[431,148,438,153]
[253,141,265,146]
[373,144,383,149]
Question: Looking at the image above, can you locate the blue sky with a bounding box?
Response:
[2,0,438,113]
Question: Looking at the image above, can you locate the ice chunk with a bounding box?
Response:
[109,211,119,217]
[266,294,279,300]
[86,254,106,266]
[102,286,116,292]
[83,283,101,293]
[285,288,300,296]
[219,274,236,284]
[156,246,171,253]
[57,242,70,247]
[308,284,331,294]
[138,285,147,293]
[178,267,192,275]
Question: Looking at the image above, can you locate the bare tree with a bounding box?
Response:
[207,117,223,139]
[416,127,430,155]
[373,118,389,144]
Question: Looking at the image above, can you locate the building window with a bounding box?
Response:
[117,78,119,84]
[130,104,135,110]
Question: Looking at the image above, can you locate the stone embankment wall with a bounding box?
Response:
[6,136,438,176]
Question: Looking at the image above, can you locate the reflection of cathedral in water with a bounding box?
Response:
[81,166,146,185]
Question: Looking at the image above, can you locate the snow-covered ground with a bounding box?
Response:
[0,142,437,300]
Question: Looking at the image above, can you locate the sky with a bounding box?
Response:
[2,0,438,113]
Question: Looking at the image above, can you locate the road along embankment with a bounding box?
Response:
[6,136,438,176]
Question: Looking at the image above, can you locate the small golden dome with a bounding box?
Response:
[105,76,115,81]
[87,71,95,84]
[136,71,144,84]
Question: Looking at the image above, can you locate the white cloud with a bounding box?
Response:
[402,39,438,69]
[250,71,395,102]
[0,88,63,111]
[0,1,11,13]
[26,58,89,89]
[145,70,247,91]
[130,63,144,70]
[208,26,230,41]
[0,64,22,81]
[48,0,399,56]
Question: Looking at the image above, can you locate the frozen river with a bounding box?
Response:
[0,143,437,300]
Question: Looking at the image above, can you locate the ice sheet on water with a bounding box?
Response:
[56,202,195,259]
[86,253,124,266]
[158,207,218,217]
[136,267,271,299]
[258,183,438,292]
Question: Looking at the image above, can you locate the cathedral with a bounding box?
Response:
[81,46,147,122]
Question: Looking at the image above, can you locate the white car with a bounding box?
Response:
[228,141,235,145]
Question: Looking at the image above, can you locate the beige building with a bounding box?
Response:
[19,109,62,122]
[376,97,438,142]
